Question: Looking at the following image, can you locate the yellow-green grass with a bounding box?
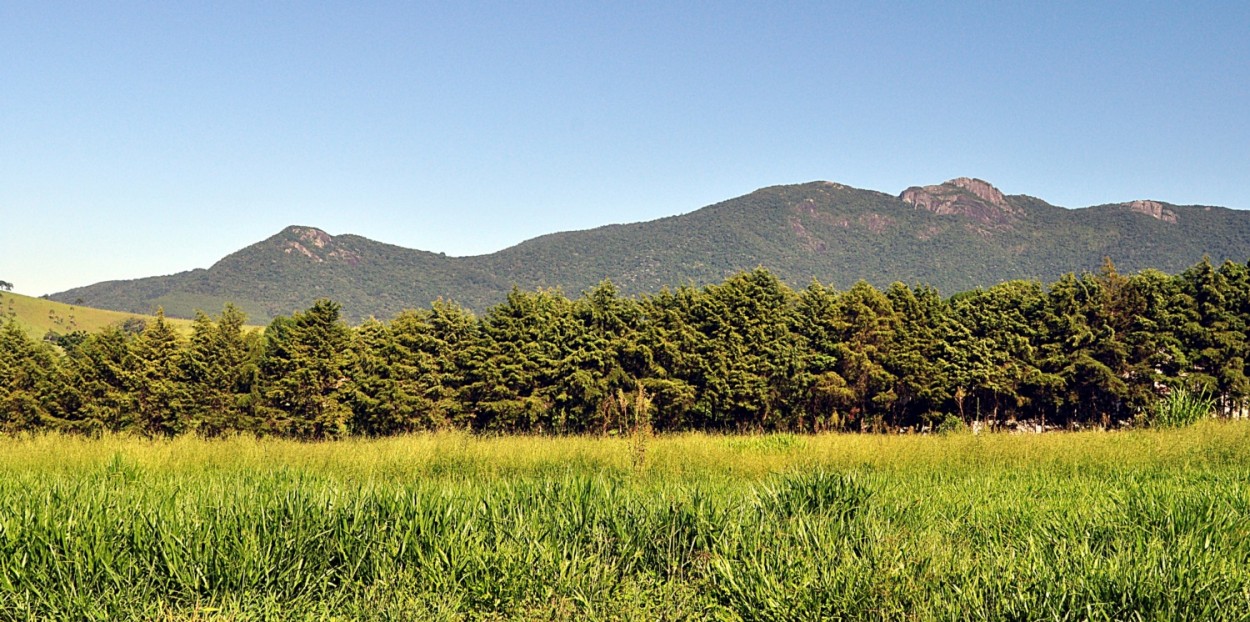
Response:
[1,423,1248,620]
[6,421,1247,480]
[0,291,259,339]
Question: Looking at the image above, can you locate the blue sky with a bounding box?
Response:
[2,1,1248,296]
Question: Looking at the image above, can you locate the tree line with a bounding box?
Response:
[2,258,1249,438]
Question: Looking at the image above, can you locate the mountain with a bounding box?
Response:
[51,177,1250,322]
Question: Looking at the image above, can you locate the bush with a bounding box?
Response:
[929,412,968,435]
[1145,388,1213,428]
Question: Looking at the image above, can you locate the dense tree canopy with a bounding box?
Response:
[3,258,1250,438]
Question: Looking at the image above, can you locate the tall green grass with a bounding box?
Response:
[0,424,1248,620]
[1145,387,1216,428]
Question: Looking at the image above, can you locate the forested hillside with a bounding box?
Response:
[50,178,1250,322]
[8,258,1250,437]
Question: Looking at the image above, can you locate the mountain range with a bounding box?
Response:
[51,177,1250,322]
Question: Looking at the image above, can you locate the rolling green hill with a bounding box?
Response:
[0,291,205,339]
[50,177,1250,322]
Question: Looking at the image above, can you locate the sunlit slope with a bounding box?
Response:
[0,291,249,339]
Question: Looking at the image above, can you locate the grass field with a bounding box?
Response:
[0,291,259,339]
[1,424,1248,620]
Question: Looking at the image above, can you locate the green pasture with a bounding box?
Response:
[0,291,194,339]
[0,291,260,340]
[0,423,1248,620]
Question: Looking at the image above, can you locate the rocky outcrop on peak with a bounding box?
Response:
[949,177,1009,207]
[899,178,1023,226]
[293,226,333,248]
[1122,200,1178,224]
[277,227,363,266]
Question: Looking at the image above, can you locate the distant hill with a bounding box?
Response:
[0,291,208,340]
[51,177,1250,322]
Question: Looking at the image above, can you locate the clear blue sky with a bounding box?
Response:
[3,1,1248,296]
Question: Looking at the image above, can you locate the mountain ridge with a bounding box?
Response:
[51,178,1250,322]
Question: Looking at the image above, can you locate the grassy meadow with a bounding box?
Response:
[0,424,1248,620]
[0,291,200,340]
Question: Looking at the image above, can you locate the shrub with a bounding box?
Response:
[1145,387,1213,428]
[932,412,968,435]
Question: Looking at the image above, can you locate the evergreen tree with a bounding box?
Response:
[0,321,62,432]
[1040,273,1129,425]
[1103,267,1187,418]
[793,281,855,431]
[686,269,801,430]
[948,281,1051,427]
[885,283,956,428]
[459,289,574,432]
[831,282,899,431]
[346,301,474,435]
[1177,259,1250,413]
[635,287,700,431]
[1215,261,1250,414]
[345,318,410,436]
[63,326,137,432]
[422,299,478,427]
[559,281,643,433]
[131,309,187,436]
[3,258,1250,437]
[258,300,352,439]
[180,305,257,436]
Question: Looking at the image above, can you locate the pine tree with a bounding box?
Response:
[258,300,352,439]
[559,281,640,433]
[180,305,257,436]
[793,281,853,431]
[63,326,137,432]
[345,318,408,436]
[1177,258,1250,414]
[831,282,899,431]
[1100,267,1187,418]
[636,286,701,431]
[346,305,473,436]
[1215,261,1250,414]
[948,281,1050,427]
[0,321,62,432]
[691,269,800,430]
[131,309,187,436]
[1040,273,1130,426]
[460,289,572,432]
[885,283,955,428]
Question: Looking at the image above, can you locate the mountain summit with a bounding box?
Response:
[51,178,1250,322]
